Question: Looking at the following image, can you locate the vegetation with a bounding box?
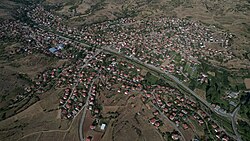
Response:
[143,72,159,85]
[210,113,234,135]
[238,120,250,141]
[239,92,250,119]
[188,61,248,111]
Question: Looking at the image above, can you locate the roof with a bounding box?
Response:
[49,47,58,54]
[100,123,106,130]
[57,44,64,50]
[86,136,92,141]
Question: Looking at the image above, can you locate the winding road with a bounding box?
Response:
[231,106,242,141]
[39,26,242,141]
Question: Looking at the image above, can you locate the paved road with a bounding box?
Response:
[62,49,102,108]
[151,92,186,141]
[46,29,232,120]
[79,78,98,141]
[151,103,186,141]
[40,27,241,140]
[232,106,242,141]
[104,47,233,118]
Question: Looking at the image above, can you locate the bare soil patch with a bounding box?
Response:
[194,88,206,100]
[244,78,250,89]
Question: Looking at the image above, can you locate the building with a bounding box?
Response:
[100,123,106,130]
[49,47,58,54]
[86,136,92,141]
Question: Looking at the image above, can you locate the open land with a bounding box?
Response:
[0,0,250,141]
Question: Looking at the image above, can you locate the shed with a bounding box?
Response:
[49,47,58,54]
[100,123,106,130]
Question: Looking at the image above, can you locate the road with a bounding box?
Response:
[33,13,236,120]
[151,90,186,140]
[47,29,234,120]
[108,48,229,108]
[151,103,186,141]
[62,49,102,108]
[79,76,99,141]
[231,106,242,141]
[104,47,233,118]
[40,27,242,140]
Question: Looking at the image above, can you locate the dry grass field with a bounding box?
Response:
[0,0,250,141]
[0,41,64,120]
[194,88,206,100]
[0,0,18,19]
[97,87,165,141]
[0,89,72,141]
[0,41,74,141]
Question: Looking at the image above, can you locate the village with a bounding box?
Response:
[0,4,241,141]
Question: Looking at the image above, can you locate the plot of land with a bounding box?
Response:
[244,78,250,89]
[194,88,206,100]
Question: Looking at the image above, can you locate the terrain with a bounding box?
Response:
[48,0,250,62]
[0,0,250,141]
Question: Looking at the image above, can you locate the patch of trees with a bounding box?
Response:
[238,120,250,141]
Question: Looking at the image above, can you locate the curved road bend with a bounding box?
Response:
[232,106,242,141]
[104,47,232,119]
[40,25,234,119]
[102,48,243,140]
[39,29,240,140]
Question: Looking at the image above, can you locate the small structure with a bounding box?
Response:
[86,136,92,141]
[57,44,64,50]
[171,134,179,140]
[100,123,106,130]
[49,47,58,54]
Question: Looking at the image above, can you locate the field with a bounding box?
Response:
[0,41,74,141]
[0,0,18,19]
[194,88,206,100]
[0,0,250,141]
[97,86,165,141]
[0,41,65,120]
[0,88,73,141]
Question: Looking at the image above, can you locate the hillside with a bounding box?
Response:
[42,0,250,66]
[0,1,250,141]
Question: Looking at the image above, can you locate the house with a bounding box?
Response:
[169,115,174,121]
[153,111,159,115]
[171,134,179,140]
[182,123,189,130]
[57,43,64,50]
[94,109,99,114]
[90,125,96,130]
[154,121,160,127]
[86,136,92,141]
[150,118,156,124]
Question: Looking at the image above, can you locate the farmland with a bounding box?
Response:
[0,0,250,141]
